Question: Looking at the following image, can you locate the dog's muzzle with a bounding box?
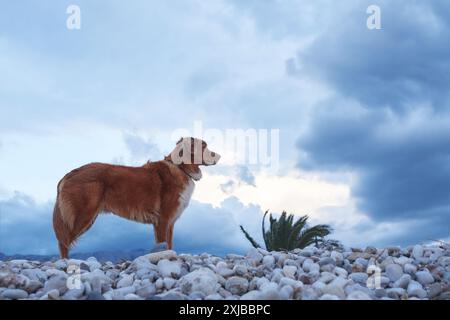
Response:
[204,150,221,165]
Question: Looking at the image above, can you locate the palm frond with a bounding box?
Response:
[240,210,335,251]
[296,224,332,249]
[239,225,261,248]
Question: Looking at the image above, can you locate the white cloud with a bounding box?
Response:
[195,170,351,215]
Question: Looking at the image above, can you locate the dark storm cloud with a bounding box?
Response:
[295,1,450,242]
[297,0,450,112]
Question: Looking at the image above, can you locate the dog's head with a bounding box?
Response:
[166,137,220,180]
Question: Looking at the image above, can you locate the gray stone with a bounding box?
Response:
[258,282,282,300]
[375,288,386,298]
[155,291,187,300]
[240,290,261,300]
[386,288,406,300]
[355,258,369,268]
[179,268,219,296]
[136,284,156,299]
[385,264,403,282]
[380,276,390,288]
[144,250,177,264]
[279,277,303,291]
[44,275,68,294]
[87,291,105,300]
[225,276,249,295]
[415,270,434,286]
[205,293,223,300]
[347,290,372,300]
[157,259,181,278]
[345,283,371,297]
[394,256,411,266]
[298,273,314,285]
[233,265,248,276]
[54,259,68,270]
[262,255,275,268]
[387,246,401,256]
[155,278,164,290]
[364,246,378,255]
[246,248,263,265]
[318,272,336,284]
[21,268,47,282]
[404,263,417,274]
[116,274,134,288]
[407,280,427,299]
[436,292,450,300]
[189,291,206,300]
[79,262,90,271]
[87,261,102,272]
[320,294,340,300]
[320,264,335,273]
[282,265,297,279]
[1,288,28,299]
[428,283,442,299]
[350,272,368,284]
[334,267,348,278]
[303,262,320,273]
[112,286,136,300]
[124,293,142,300]
[47,289,60,300]
[0,272,30,290]
[393,274,411,289]
[163,277,176,289]
[217,267,234,278]
[301,287,320,300]
[412,245,424,259]
[63,288,84,300]
[319,257,336,267]
[330,276,349,289]
[25,280,43,293]
[330,251,344,263]
[279,285,294,299]
[321,282,346,299]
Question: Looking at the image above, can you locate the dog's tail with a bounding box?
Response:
[53,192,71,259]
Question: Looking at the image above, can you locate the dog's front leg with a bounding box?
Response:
[153,218,170,246]
[167,223,175,249]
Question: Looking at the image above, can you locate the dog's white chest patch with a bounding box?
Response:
[175,179,195,221]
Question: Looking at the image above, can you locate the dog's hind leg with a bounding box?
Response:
[66,190,103,253]
[54,183,103,258]
[53,201,71,259]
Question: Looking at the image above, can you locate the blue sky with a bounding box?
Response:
[1,0,449,256]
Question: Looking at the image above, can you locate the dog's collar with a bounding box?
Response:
[164,160,200,181]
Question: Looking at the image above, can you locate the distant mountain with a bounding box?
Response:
[0,249,150,263]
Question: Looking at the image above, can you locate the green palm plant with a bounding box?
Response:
[240,211,333,251]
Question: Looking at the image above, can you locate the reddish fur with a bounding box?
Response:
[52,138,219,258]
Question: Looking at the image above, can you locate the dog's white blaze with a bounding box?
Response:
[175,179,195,221]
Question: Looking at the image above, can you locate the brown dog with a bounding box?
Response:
[53,137,220,258]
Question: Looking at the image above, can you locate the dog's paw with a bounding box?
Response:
[150,242,169,253]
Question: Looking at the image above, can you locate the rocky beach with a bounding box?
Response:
[1,244,449,300]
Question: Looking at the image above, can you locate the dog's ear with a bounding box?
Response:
[176,137,183,145]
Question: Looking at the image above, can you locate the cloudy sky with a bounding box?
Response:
[1,0,449,256]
